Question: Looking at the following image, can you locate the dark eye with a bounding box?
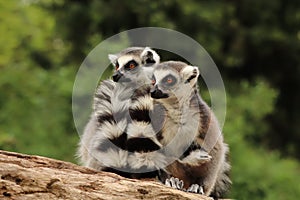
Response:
[115,61,119,70]
[166,77,173,84]
[162,74,176,86]
[151,79,156,85]
[129,63,135,69]
[124,60,138,70]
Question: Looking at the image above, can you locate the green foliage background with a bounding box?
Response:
[0,0,299,199]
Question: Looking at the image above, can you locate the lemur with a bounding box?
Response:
[150,61,231,198]
[78,48,229,197]
[77,47,168,179]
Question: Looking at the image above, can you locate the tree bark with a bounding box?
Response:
[0,150,213,200]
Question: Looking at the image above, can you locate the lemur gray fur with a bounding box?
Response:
[78,48,231,198]
[150,61,231,198]
[77,47,168,179]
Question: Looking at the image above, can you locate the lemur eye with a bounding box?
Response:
[125,60,138,70]
[151,79,156,85]
[129,63,135,69]
[151,75,156,85]
[167,78,173,83]
[162,74,177,86]
[115,62,119,70]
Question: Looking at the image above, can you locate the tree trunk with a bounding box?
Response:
[0,150,213,200]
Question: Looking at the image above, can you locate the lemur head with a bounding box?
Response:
[108,47,160,85]
[150,61,199,101]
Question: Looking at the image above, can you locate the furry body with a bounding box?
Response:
[151,61,231,198]
[77,48,231,198]
[77,47,167,179]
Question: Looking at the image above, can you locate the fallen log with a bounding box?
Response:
[0,150,213,200]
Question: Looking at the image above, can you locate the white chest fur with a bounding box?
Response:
[160,100,200,158]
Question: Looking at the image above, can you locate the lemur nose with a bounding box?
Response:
[150,90,159,98]
[112,71,123,82]
[150,86,163,99]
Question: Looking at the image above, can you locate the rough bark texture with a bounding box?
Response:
[0,150,214,200]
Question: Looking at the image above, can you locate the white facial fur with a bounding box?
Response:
[108,47,160,69]
[117,55,140,71]
[115,54,146,85]
[108,47,160,85]
[153,69,180,87]
[152,65,199,101]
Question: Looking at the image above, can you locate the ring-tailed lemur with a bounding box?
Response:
[150,61,231,198]
[77,47,168,179]
[78,48,230,197]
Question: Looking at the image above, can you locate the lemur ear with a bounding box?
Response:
[182,65,200,86]
[108,54,118,65]
[141,47,160,66]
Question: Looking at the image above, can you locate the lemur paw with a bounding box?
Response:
[182,149,212,166]
[187,184,204,194]
[199,150,212,160]
[165,177,184,190]
[197,150,212,163]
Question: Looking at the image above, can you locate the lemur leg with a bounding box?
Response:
[180,150,211,195]
[163,149,212,193]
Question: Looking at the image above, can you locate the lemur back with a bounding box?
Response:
[77,47,168,179]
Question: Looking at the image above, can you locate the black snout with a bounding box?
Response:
[112,71,123,82]
[150,86,169,99]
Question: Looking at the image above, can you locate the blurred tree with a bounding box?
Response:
[220,0,300,158]
[223,79,300,200]
[0,0,77,161]
[44,0,300,159]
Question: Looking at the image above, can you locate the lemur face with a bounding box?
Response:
[150,61,199,100]
[111,54,142,83]
[108,47,160,84]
